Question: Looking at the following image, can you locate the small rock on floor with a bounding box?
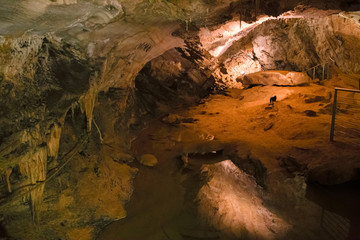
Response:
[304,110,317,117]
[304,95,326,103]
[264,122,274,131]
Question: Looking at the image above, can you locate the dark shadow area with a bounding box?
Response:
[306,180,360,240]
[0,224,9,239]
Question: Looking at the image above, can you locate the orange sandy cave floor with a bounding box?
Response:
[133,74,360,183]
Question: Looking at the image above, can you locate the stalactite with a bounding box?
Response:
[21,125,43,148]
[5,168,12,193]
[80,86,97,132]
[71,101,79,124]
[19,146,47,223]
[47,123,62,159]
[30,184,45,223]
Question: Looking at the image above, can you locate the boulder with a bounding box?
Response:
[113,152,134,163]
[139,154,158,167]
[242,71,311,88]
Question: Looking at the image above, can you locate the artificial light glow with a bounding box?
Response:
[200,16,274,58]
[339,11,360,26]
[200,12,321,58]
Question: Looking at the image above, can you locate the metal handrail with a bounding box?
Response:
[334,87,360,93]
[304,59,335,81]
[330,88,360,142]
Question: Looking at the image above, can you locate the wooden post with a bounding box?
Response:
[330,89,338,141]
[322,64,325,81]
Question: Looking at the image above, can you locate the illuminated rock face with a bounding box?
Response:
[204,12,360,85]
[251,15,360,73]
[198,160,290,239]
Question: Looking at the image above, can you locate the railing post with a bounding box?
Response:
[313,67,315,81]
[330,88,338,141]
[327,63,330,80]
[239,10,242,29]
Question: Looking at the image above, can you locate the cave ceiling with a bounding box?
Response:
[1,0,359,37]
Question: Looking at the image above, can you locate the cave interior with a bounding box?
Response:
[0,0,360,239]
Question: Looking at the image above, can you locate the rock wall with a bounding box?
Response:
[135,47,215,116]
[0,13,187,239]
[0,33,92,187]
[0,33,98,238]
[251,14,360,73]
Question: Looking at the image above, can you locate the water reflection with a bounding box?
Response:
[306,180,360,240]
